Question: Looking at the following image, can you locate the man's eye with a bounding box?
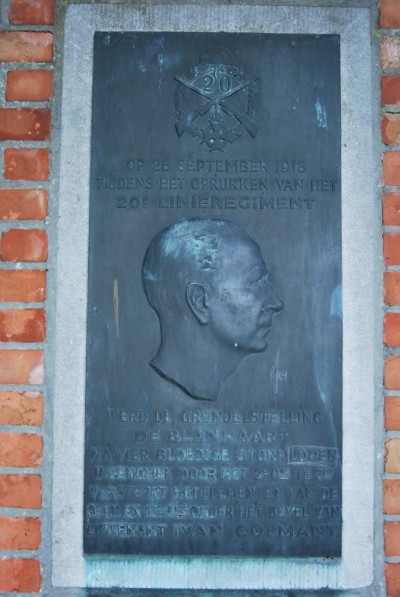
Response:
[252,275,265,285]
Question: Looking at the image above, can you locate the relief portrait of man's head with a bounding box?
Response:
[142,218,283,401]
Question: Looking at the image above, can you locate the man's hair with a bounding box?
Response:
[142,218,248,314]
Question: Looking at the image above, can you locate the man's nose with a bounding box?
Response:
[264,283,284,312]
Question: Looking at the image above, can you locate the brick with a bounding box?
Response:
[386,397,400,430]
[384,479,400,514]
[385,272,400,305]
[385,355,400,389]
[1,229,47,262]
[385,313,400,346]
[382,76,400,106]
[0,558,41,593]
[0,433,42,468]
[385,438,400,473]
[6,70,53,102]
[385,522,400,557]
[382,37,400,69]
[383,152,400,186]
[386,562,400,597]
[380,0,400,28]
[9,0,54,25]
[0,309,45,342]
[0,32,52,63]
[383,114,400,146]
[0,350,43,384]
[0,391,43,426]
[383,193,400,226]
[0,109,50,141]
[0,189,47,221]
[4,148,49,181]
[384,233,400,265]
[0,474,41,508]
[0,270,45,302]
[0,517,40,550]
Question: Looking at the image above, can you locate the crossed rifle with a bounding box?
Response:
[175,76,258,138]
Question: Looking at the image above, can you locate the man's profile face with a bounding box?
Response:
[207,236,282,354]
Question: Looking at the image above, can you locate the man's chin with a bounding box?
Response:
[252,342,269,353]
[228,333,270,354]
[243,338,270,354]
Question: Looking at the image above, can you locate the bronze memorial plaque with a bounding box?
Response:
[84,32,342,557]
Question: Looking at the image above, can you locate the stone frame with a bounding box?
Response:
[51,4,375,591]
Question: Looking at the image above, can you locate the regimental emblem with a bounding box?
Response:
[174,48,259,152]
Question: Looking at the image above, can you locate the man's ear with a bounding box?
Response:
[186,283,210,325]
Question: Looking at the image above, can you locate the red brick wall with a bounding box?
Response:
[382,0,400,596]
[0,0,53,593]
